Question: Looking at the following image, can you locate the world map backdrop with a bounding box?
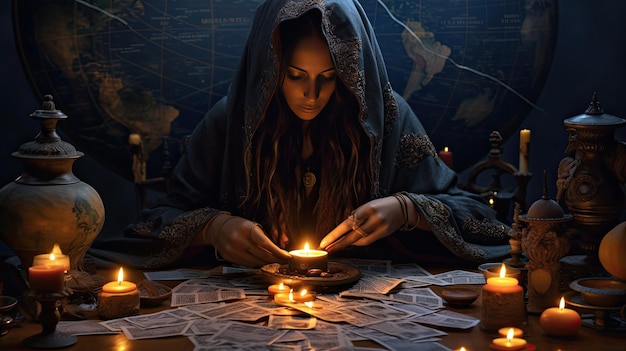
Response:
[12,0,557,180]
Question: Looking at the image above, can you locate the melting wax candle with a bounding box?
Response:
[480,264,526,331]
[292,288,316,303]
[102,267,137,293]
[539,296,582,336]
[490,328,528,350]
[268,282,291,295]
[32,244,70,272]
[97,267,140,320]
[288,243,328,274]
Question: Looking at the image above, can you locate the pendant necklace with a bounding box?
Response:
[303,167,317,189]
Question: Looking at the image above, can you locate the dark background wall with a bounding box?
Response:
[2,1,626,242]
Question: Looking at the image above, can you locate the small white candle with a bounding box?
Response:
[519,129,530,173]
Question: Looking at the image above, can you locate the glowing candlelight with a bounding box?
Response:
[32,243,70,272]
[292,288,316,303]
[438,146,453,168]
[288,242,328,274]
[490,327,527,350]
[268,282,291,295]
[480,263,526,331]
[539,296,582,336]
[102,267,137,294]
[97,267,140,320]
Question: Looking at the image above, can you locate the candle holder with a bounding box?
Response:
[459,131,533,223]
[23,287,76,349]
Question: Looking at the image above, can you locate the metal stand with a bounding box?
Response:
[23,288,76,349]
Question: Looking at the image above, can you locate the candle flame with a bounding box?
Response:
[304,243,310,256]
[278,282,284,290]
[117,267,124,285]
[559,296,565,310]
[52,243,63,255]
[444,146,449,152]
[304,301,313,308]
[300,289,308,297]
[499,263,507,278]
[459,348,466,351]
[49,253,56,261]
[288,289,294,302]
[489,197,495,206]
[507,328,514,340]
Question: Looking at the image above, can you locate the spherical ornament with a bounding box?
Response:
[599,221,626,281]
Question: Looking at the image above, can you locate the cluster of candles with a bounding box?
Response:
[269,282,316,305]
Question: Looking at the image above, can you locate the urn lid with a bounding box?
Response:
[519,171,572,223]
[12,95,84,160]
[564,92,626,128]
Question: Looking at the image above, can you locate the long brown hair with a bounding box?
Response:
[245,10,373,248]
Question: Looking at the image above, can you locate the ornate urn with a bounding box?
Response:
[520,173,573,314]
[556,93,626,261]
[0,95,105,270]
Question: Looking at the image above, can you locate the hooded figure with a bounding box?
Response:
[90,0,510,269]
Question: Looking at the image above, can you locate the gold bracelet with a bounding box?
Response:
[392,193,409,230]
[397,193,421,231]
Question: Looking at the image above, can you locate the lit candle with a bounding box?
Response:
[438,146,453,168]
[498,327,524,338]
[288,243,328,274]
[28,264,65,292]
[101,267,137,293]
[273,289,295,305]
[292,288,316,303]
[480,264,526,331]
[97,267,140,320]
[32,244,70,272]
[490,328,528,350]
[519,129,530,173]
[268,282,291,295]
[539,296,582,336]
[453,347,469,351]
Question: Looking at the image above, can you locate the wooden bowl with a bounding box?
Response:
[137,280,172,307]
[441,288,479,306]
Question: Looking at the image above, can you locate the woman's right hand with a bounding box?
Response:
[207,214,291,268]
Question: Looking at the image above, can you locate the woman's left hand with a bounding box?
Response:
[318,196,405,253]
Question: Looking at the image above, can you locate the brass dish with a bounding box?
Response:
[569,277,626,307]
[260,261,360,292]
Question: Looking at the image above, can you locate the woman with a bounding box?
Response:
[90,0,510,269]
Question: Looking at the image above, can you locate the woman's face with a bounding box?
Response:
[281,35,337,121]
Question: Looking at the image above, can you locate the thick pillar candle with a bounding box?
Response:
[97,267,140,320]
[480,265,526,331]
[28,265,65,292]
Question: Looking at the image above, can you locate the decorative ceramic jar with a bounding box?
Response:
[556,93,626,260]
[0,95,105,270]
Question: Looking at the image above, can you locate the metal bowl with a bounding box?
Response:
[569,277,626,307]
